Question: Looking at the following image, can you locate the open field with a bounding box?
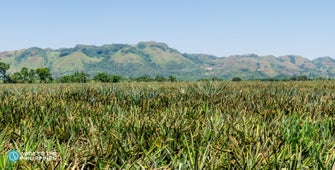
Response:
[1,81,335,169]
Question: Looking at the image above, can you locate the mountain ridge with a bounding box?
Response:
[0,42,334,80]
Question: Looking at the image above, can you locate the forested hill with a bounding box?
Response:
[0,41,334,80]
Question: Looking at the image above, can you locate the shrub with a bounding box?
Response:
[232,77,242,81]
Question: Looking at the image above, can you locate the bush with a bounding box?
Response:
[291,75,308,81]
[93,72,121,83]
[57,71,89,83]
[154,75,166,82]
[135,74,153,82]
[232,77,242,81]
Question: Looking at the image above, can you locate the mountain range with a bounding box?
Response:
[0,41,334,80]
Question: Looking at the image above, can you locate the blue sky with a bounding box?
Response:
[0,0,334,59]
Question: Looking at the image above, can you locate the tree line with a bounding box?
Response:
[2,61,325,83]
[0,61,178,83]
[0,62,53,83]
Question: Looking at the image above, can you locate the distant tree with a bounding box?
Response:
[57,71,89,83]
[36,68,53,83]
[93,72,121,83]
[211,77,221,81]
[168,75,177,82]
[110,75,122,83]
[135,74,153,82]
[154,75,166,82]
[290,75,308,81]
[94,72,110,82]
[10,72,23,83]
[28,69,36,83]
[20,67,29,83]
[57,75,73,83]
[232,77,242,81]
[9,68,36,84]
[73,71,89,83]
[297,75,308,81]
[0,62,10,82]
[290,76,297,81]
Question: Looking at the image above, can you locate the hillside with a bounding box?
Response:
[0,42,334,80]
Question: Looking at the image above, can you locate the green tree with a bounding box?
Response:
[0,62,10,82]
[110,75,122,83]
[36,68,53,83]
[8,67,35,84]
[57,75,73,83]
[94,72,121,83]
[73,71,89,83]
[232,77,242,81]
[20,67,29,83]
[28,69,36,83]
[168,75,177,82]
[135,74,152,82]
[10,72,23,83]
[290,75,308,81]
[57,71,89,83]
[154,75,166,82]
[94,72,110,82]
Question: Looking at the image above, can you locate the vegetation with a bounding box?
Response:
[132,74,178,82]
[93,72,121,83]
[232,77,242,81]
[0,42,201,80]
[10,67,36,83]
[0,60,332,84]
[290,75,308,81]
[36,68,53,83]
[1,81,335,169]
[1,42,335,80]
[0,61,10,83]
[57,71,90,83]
[0,60,177,83]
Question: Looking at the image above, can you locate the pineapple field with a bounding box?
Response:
[1,81,335,169]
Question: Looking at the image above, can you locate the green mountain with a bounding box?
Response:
[0,41,334,80]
